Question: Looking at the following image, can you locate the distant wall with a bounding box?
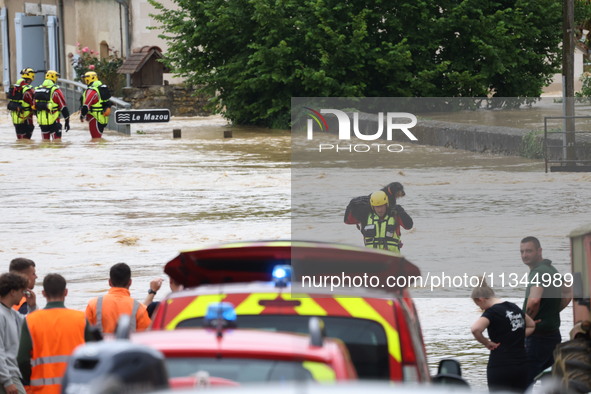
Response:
[121,85,212,116]
[412,119,591,161]
[412,119,525,155]
[333,112,591,161]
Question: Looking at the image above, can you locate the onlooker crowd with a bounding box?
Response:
[471,236,572,392]
[0,234,574,394]
[0,259,165,394]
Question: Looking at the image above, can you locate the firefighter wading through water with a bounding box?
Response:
[34,70,70,141]
[7,68,36,140]
[80,71,112,139]
[361,190,402,253]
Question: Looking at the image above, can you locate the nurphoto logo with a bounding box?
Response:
[304,108,418,153]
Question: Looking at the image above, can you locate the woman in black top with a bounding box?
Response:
[471,279,535,392]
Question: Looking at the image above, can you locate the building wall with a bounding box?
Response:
[64,0,124,80]
[1,0,187,93]
[122,85,211,116]
[0,0,127,87]
[130,0,182,84]
[2,1,66,83]
[543,48,585,97]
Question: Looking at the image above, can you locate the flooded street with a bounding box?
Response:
[0,114,291,307]
[291,98,591,389]
[292,145,587,388]
[2,105,590,390]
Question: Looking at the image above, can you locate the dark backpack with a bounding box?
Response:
[7,101,22,111]
[7,86,23,101]
[7,86,25,111]
[344,195,371,225]
[98,84,111,101]
[34,87,52,111]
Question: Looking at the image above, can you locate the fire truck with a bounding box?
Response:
[150,240,466,385]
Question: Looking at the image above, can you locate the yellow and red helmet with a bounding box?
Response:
[45,70,60,83]
[20,68,35,80]
[83,71,98,85]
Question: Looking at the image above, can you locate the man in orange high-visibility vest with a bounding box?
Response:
[85,263,151,335]
[17,274,94,394]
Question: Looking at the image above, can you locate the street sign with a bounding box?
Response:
[115,109,171,124]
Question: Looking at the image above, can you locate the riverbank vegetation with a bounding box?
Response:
[149,0,561,129]
[521,130,545,159]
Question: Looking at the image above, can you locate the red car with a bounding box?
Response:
[132,305,357,388]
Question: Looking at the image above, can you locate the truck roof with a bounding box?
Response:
[164,240,421,292]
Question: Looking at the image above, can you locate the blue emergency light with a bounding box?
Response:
[204,302,237,331]
[272,264,292,287]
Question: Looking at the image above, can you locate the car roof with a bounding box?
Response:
[130,328,348,363]
[163,240,420,291]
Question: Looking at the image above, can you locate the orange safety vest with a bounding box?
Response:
[26,308,86,394]
[86,287,150,334]
[13,296,26,312]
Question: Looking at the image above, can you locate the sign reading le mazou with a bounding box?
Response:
[115,109,171,124]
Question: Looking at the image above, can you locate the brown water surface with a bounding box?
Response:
[1,109,587,390]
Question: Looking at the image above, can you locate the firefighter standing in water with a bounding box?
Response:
[34,70,70,141]
[344,181,413,250]
[79,71,111,139]
[7,68,36,140]
[361,191,402,253]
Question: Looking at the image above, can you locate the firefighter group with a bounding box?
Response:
[6,67,112,141]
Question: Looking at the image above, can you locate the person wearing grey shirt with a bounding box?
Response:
[0,273,28,394]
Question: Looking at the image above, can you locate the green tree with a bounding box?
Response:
[148,0,562,128]
[576,0,591,32]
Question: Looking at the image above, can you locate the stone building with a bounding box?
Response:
[0,0,182,90]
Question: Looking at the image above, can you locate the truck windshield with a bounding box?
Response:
[177,315,389,379]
